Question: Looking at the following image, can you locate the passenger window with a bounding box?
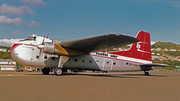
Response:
[36,55,39,59]
[82,59,85,63]
[74,59,78,62]
[52,57,55,60]
[113,62,116,65]
[33,36,36,40]
[44,56,47,59]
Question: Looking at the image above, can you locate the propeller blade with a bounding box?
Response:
[38,48,44,60]
[55,43,68,55]
[41,37,45,45]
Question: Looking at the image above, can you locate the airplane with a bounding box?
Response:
[11,31,168,76]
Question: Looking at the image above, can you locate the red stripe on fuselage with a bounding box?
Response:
[91,54,151,64]
[11,43,23,54]
[11,43,37,55]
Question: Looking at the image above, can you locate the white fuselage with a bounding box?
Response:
[11,36,152,72]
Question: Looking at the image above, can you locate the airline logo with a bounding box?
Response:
[136,42,151,53]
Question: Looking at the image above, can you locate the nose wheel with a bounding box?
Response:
[144,71,149,75]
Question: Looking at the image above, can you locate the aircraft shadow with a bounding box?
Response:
[24,72,169,78]
[63,73,137,78]
[122,74,169,77]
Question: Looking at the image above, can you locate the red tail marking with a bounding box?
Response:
[108,31,152,61]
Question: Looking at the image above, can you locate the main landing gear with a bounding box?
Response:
[54,67,63,76]
[144,71,149,76]
[54,56,69,76]
[42,67,50,75]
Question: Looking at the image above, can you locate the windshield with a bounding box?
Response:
[25,35,36,40]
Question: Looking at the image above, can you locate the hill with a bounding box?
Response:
[151,42,180,49]
[0,46,12,59]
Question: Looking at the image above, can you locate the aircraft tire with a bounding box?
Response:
[42,67,50,75]
[55,67,63,76]
[145,72,149,75]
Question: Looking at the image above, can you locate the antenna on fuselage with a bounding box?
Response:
[46,34,49,38]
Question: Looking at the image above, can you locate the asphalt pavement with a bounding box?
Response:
[0,71,179,101]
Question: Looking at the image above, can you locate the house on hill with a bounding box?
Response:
[0,59,16,71]
[0,48,7,52]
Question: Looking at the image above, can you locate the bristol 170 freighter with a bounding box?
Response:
[11,31,168,76]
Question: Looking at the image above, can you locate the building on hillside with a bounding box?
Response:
[151,48,157,51]
[152,56,166,60]
[162,48,169,51]
[156,48,161,51]
[170,49,177,52]
[0,48,7,52]
[0,59,16,71]
[175,56,180,61]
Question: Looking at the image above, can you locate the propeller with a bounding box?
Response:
[37,37,45,60]
[54,43,68,55]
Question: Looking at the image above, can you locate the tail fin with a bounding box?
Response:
[109,31,152,61]
[128,31,152,60]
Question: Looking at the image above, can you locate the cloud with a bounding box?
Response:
[0,3,36,16]
[132,0,180,8]
[0,15,25,25]
[151,41,156,45]
[11,31,19,34]
[131,0,158,4]
[27,21,40,27]
[0,15,39,27]
[21,0,48,6]
[0,39,22,47]
[167,1,180,8]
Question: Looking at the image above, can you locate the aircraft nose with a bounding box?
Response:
[11,43,23,61]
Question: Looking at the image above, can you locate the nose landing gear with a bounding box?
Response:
[42,67,50,75]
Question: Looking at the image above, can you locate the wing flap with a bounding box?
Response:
[59,34,139,53]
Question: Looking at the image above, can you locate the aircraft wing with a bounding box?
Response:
[58,34,139,54]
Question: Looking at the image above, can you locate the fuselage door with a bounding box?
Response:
[103,59,113,70]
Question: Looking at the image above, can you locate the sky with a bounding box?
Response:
[0,0,180,46]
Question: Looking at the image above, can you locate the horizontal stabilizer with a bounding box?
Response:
[139,63,169,71]
[140,63,169,67]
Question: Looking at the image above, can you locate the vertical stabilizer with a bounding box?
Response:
[128,31,152,61]
[108,31,152,61]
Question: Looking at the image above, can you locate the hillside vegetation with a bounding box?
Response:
[151,42,180,49]
[0,46,12,59]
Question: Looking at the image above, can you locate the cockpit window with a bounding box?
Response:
[26,36,33,40]
[25,36,36,40]
[33,36,36,40]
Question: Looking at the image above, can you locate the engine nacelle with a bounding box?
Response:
[42,41,85,56]
[43,42,56,54]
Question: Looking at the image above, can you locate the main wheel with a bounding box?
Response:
[54,67,63,76]
[145,72,149,75]
[42,67,50,75]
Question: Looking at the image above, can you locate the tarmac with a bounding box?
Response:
[0,71,180,101]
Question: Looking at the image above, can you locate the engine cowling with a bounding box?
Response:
[42,42,85,56]
[43,42,55,54]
